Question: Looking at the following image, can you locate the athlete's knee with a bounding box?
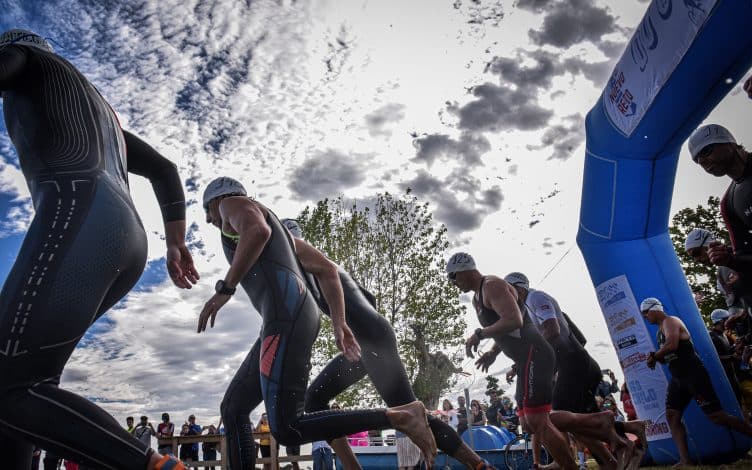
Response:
[220,390,250,419]
[303,387,329,413]
[270,427,303,447]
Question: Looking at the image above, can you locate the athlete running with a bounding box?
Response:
[641,297,752,466]
[199,177,437,470]
[504,272,645,470]
[270,218,495,470]
[0,29,198,470]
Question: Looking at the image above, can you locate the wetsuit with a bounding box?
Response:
[303,269,463,453]
[474,277,556,415]
[525,289,602,414]
[709,328,742,403]
[218,209,393,470]
[0,43,185,469]
[658,328,721,413]
[721,156,752,304]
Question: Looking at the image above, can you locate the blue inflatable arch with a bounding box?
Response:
[577,0,752,464]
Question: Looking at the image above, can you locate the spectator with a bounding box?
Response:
[255,413,272,470]
[470,399,486,426]
[619,383,637,421]
[63,460,78,470]
[601,395,624,422]
[125,416,135,435]
[596,369,618,398]
[157,412,175,456]
[456,396,469,436]
[498,396,519,434]
[187,414,202,461]
[440,398,459,430]
[179,424,193,462]
[202,424,219,470]
[31,445,41,470]
[485,390,502,427]
[286,443,301,470]
[133,415,155,449]
[709,309,743,404]
[347,430,369,446]
[312,438,334,470]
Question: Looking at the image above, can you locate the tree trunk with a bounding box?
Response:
[411,325,461,410]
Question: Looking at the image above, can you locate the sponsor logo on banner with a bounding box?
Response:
[596,275,672,441]
[602,0,719,136]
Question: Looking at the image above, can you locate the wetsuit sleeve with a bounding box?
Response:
[729,253,752,275]
[123,130,186,222]
[0,45,27,90]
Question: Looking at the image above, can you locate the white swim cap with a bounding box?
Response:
[710,308,730,324]
[281,218,303,239]
[202,177,246,211]
[684,228,716,251]
[688,124,736,162]
[504,272,530,289]
[0,29,54,53]
[639,297,664,313]
[446,252,476,274]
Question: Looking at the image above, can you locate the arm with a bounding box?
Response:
[654,318,682,362]
[529,292,560,342]
[197,198,270,333]
[482,278,524,337]
[122,130,198,289]
[744,75,752,99]
[294,238,361,361]
[0,46,26,90]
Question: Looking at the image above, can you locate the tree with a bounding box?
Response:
[668,196,729,323]
[485,375,502,398]
[297,190,467,409]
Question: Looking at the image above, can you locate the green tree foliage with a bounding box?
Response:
[296,190,467,409]
[668,196,729,322]
[485,375,501,397]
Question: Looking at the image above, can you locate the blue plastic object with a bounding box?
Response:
[460,425,511,450]
[577,0,752,464]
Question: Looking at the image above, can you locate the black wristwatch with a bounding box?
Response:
[474,328,484,340]
[215,280,236,296]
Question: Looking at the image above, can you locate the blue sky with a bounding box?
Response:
[1,0,746,432]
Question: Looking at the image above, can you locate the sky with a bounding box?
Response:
[0,0,749,434]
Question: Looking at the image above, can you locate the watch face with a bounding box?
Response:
[215,280,224,292]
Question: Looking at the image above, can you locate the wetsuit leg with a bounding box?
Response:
[220,338,263,470]
[259,266,391,446]
[0,430,32,470]
[0,178,151,470]
[517,343,556,415]
[305,271,463,453]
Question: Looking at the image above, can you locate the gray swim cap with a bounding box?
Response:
[684,228,716,251]
[710,309,730,324]
[639,297,664,313]
[281,218,303,239]
[688,124,736,162]
[446,252,476,274]
[504,272,530,289]
[0,29,54,53]
[202,177,246,211]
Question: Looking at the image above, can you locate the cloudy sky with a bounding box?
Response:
[1,0,749,433]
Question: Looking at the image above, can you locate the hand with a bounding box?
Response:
[646,352,656,370]
[465,333,480,358]
[166,244,200,289]
[708,243,732,266]
[475,351,497,373]
[334,323,362,362]
[506,368,517,384]
[745,76,752,99]
[197,293,232,332]
[609,371,616,381]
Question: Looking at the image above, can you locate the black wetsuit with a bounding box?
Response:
[218,210,393,470]
[474,277,556,415]
[721,156,752,304]
[658,328,721,413]
[525,289,602,414]
[0,44,185,469]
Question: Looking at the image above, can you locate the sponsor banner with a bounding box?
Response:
[596,275,671,441]
[603,0,719,136]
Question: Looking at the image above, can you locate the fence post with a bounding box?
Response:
[221,434,227,468]
[270,433,279,469]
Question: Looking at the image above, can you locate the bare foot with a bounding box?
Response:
[624,420,648,453]
[387,401,437,468]
[625,447,644,470]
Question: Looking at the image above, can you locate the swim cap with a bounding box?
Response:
[688,124,736,162]
[639,297,663,313]
[0,29,54,53]
[446,252,476,274]
[684,228,716,251]
[281,218,303,239]
[203,177,246,211]
[710,308,730,324]
[504,272,530,289]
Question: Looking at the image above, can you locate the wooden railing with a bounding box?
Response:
[157,432,314,469]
